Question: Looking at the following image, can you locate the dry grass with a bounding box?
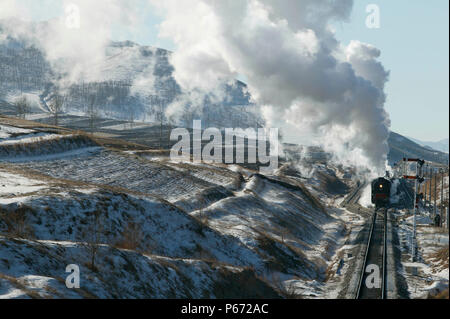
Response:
[324,249,345,282]
[419,172,449,202]
[0,164,182,212]
[0,205,35,239]
[195,209,210,227]
[91,134,152,151]
[0,134,96,158]
[256,233,310,275]
[53,276,99,299]
[0,273,42,299]
[428,288,449,299]
[0,115,70,131]
[428,246,449,271]
[0,116,151,152]
[269,273,303,299]
[114,220,144,251]
[257,174,327,214]
[212,267,282,299]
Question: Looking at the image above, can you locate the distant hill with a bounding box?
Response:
[388,131,448,166]
[1,21,447,168]
[0,25,255,129]
[407,136,449,154]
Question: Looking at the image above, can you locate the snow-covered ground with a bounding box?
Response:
[0,171,46,205]
[395,209,449,298]
[358,184,372,208]
[0,236,278,299]
[25,113,53,121]
[0,133,62,146]
[3,92,43,112]
[0,123,98,161]
[0,124,34,139]
[0,168,281,298]
[0,119,368,298]
[4,117,448,299]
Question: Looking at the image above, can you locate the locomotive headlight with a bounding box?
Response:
[379,184,383,189]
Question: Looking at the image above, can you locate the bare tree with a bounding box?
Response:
[50,91,65,126]
[128,105,135,129]
[166,115,175,150]
[280,227,290,244]
[0,205,34,239]
[87,94,97,135]
[155,99,166,149]
[115,221,144,252]
[82,211,104,271]
[14,96,30,119]
[184,108,195,130]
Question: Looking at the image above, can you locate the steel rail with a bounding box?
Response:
[381,209,387,299]
[356,208,388,299]
[355,210,377,299]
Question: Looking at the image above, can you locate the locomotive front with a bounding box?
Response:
[371,177,391,208]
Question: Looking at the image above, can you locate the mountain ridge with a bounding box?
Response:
[1,29,448,166]
[407,136,449,154]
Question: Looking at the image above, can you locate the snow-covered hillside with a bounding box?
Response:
[408,137,449,154]
[388,132,448,166]
[0,25,257,129]
[0,117,366,298]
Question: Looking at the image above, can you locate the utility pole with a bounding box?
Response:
[445,169,449,231]
[434,169,438,218]
[403,158,425,262]
[447,183,449,232]
[447,206,449,232]
[441,169,444,227]
[412,163,418,262]
[429,167,433,207]
[423,164,428,209]
[403,156,407,176]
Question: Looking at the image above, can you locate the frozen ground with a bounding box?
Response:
[0,118,402,299]
[0,168,281,298]
[394,209,449,298]
[2,148,354,297]
[0,237,279,299]
[0,124,34,139]
[0,133,63,146]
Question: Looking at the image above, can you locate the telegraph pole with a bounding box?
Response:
[434,169,438,218]
[403,158,425,261]
[413,163,418,262]
[423,164,428,209]
[441,169,444,227]
[429,167,433,207]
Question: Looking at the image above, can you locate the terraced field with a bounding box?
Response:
[14,149,242,207]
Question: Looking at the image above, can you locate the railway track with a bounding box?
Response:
[341,183,366,207]
[356,208,388,299]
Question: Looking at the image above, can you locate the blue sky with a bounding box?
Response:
[17,0,450,142]
[334,0,449,142]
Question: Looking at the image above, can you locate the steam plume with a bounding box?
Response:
[151,0,391,174]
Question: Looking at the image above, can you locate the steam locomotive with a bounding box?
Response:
[371,177,391,208]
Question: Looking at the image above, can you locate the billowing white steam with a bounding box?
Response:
[359,183,373,208]
[1,0,391,174]
[152,0,391,174]
[0,0,142,85]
